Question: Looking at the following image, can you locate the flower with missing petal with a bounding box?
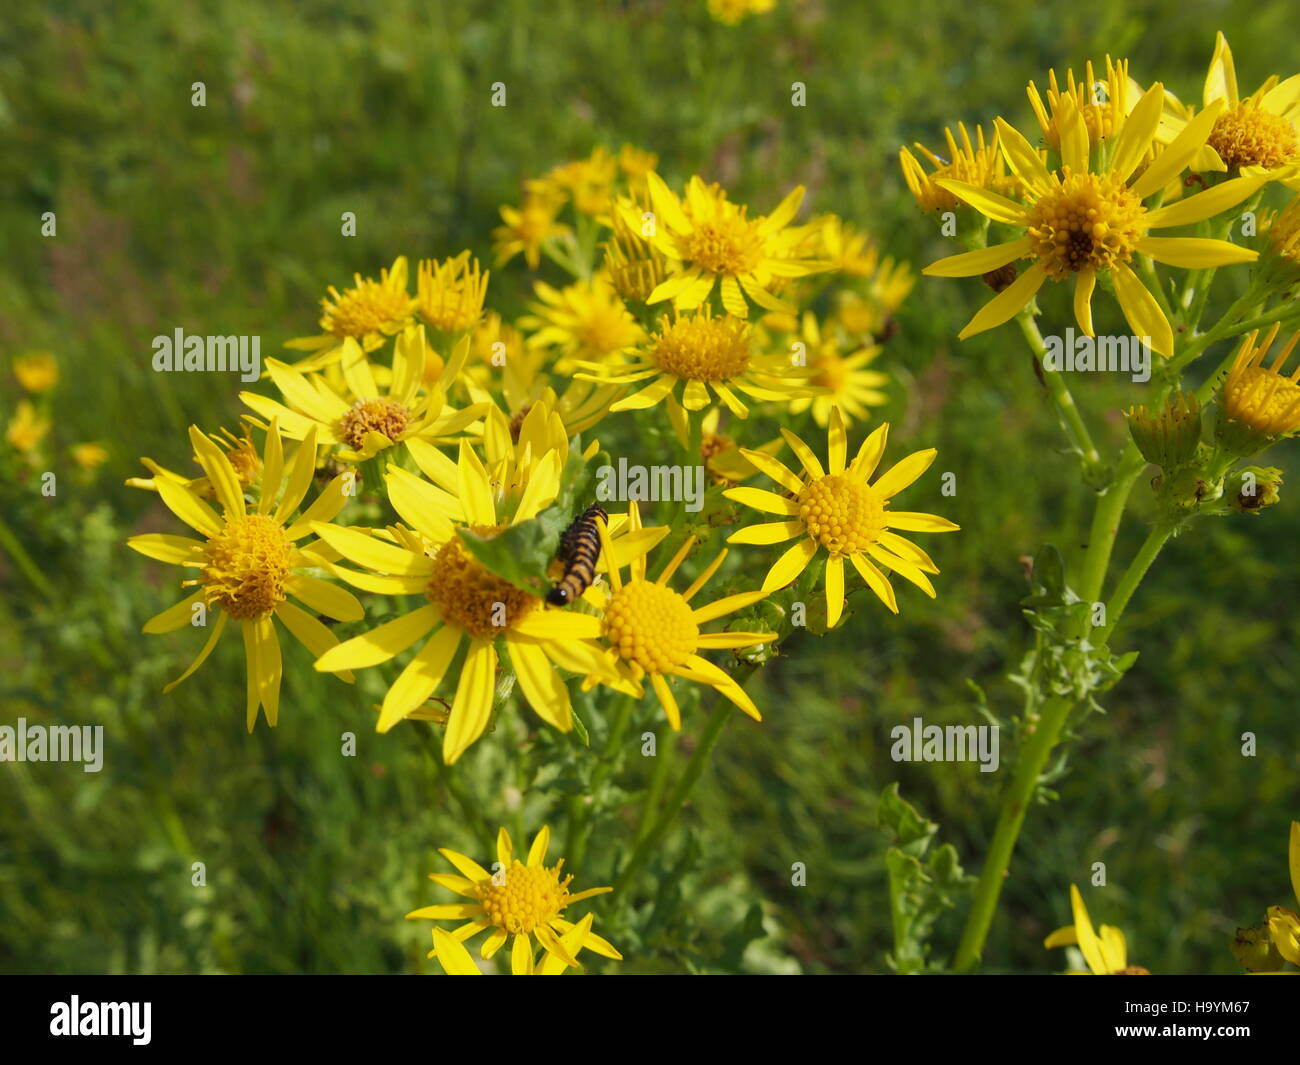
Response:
[923,86,1277,356]
[408,826,620,975]
[126,422,362,730]
[725,407,958,627]
[1044,885,1148,974]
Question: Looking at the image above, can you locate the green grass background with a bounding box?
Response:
[1,0,1296,974]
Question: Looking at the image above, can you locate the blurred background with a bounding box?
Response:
[1,0,1296,974]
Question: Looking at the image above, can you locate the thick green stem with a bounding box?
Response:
[1097,523,1173,646]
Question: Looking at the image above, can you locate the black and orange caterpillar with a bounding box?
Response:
[547,503,608,606]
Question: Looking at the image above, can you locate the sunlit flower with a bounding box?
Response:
[408,826,620,975]
[427,914,598,975]
[285,257,415,369]
[13,351,58,393]
[1044,885,1148,974]
[493,188,571,269]
[70,443,109,470]
[311,439,664,760]
[923,88,1276,356]
[816,216,881,277]
[546,148,618,216]
[1217,324,1300,453]
[5,401,50,454]
[630,172,827,317]
[707,0,775,25]
[519,276,646,369]
[126,425,264,498]
[602,194,673,302]
[242,327,487,464]
[1266,821,1300,967]
[725,407,958,626]
[1198,33,1300,183]
[1027,57,1145,152]
[416,253,489,335]
[578,307,821,426]
[899,123,1021,213]
[126,422,362,730]
[787,312,888,427]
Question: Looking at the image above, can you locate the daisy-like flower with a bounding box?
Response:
[285,256,416,368]
[518,275,646,369]
[416,253,489,335]
[311,439,665,761]
[1262,196,1300,270]
[899,123,1020,214]
[923,86,1276,356]
[126,425,263,497]
[617,144,658,191]
[493,187,571,269]
[427,914,598,975]
[1216,325,1300,455]
[1027,57,1146,152]
[1044,885,1148,974]
[12,351,58,393]
[556,502,774,729]
[707,0,775,26]
[407,825,620,974]
[579,307,822,426]
[1195,33,1300,183]
[1266,821,1300,968]
[127,422,362,730]
[546,148,618,216]
[816,216,882,277]
[787,312,888,427]
[631,172,827,317]
[5,401,50,454]
[725,407,959,627]
[602,194,673,303]
[241,327,486,464]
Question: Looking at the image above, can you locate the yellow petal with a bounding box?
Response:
[1131,99,1225,200]
[1136,235,1257,268]
[507,636,573,732]
[311,522,432,576]
[931,180,1028,225]
[825,554,845,627]
[922,237,1033,279]
[1144,171,1273,229]
[762,538,817,592]
[872,448,937,499]
[157,478,222,537]
[377,624,462,732]
[143,590,207,634]
[286,574,364,622]
[957,262,1047,339]
[1110,262,1174,359]
[1074,269,1096,337]
[723,486,800,516]
[442,639,497,764]
[314,604,440,672]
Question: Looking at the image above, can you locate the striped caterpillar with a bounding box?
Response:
[546,503,608,606]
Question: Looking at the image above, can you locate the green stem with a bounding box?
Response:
[635,725,674,845]
[0,514,55,598]
[566,695,634,876]
[1096,522,1174,646]
[1016,312,1104,480]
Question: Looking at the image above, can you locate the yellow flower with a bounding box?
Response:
[242,327,487,463]
[126,425,264,498]
[602,194,674,303]
[899,123,1021,213]
[787,312,888,427]
[311,439,665,761]
[573,502,774,730]
[416,253,489,334]
[1263,197,1300,266]
[1219,325,1300,447]
[618,144,658,190]
[725,407,958,627]
[546,148,618,216]
[1199,33,1300,182]
[286,257,415,369]
[13,351,58,393]
[579,307,821,427]
[493,189,571,269]
[631,172,827,317]
[816,216,882,277]
[1266,821,1300,967]
[923,87,1276,356]
[707,0,775,25]
[1044,885,1148,974]
[70,443,109,470]
[698,407,784,486]
[5,401,50,453]
[427,913,599,975]
[519,275,646,369]
[407,825,620,975]
[126,422,362,730]
[1027,57,1146,152]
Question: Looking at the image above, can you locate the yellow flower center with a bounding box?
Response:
[338,398,410,450]
[477,859,571,934]
[1208,103,1298,171]
[1026,170,1146,279]
[652,315,752,381]
[578,306,641,357]
[685,212,764,276]
[320,279,410,339]
[811,352,847,392]
[202,513,292,620]
[417,256,488,334]
[1224,366,1300,437]
[426,533,537,640]
[799,474,884,556]
[603,579,698,673]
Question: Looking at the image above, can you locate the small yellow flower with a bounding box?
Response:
[416,253,489,334]
[1219,325,1300,447]
[285,257,415,369]
[126,422,362,730]
[408,826,620,975]
[427,913,598,975]
[5,401,50,453]
[1262,196,1300,267]
[787,312,889,428]
[618,144,658,190]
[519,275,646,369]
[816,216,881,277]
[70,443,110,470]
[725,407,958,627]
[1266,821,1300,967]
[1200,33,1300,182]
[546,148,618,216]
[899,123,1020,213]
[13,351,58,393]
[707,0,775,25]
[126,425,264,498]
[924,86,1276,356]
[1027,57,1144,152]
[1044,885,1148,974]
[493,188,571,269]
[630,172,828,317]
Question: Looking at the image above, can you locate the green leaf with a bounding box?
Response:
[456,519,554,596]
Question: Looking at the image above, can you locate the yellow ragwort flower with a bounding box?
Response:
[1200,33,1300,183]
[725,407,958,627]
[5,401,50,454]
[1027,57,1145,151]
[416,253,489,334]
[126,421,362,730]
[286,257,415,369]
[1044,885,1148,974]
[13,351,58,393]
[899,123,1020,213]
[1266,821,1300,967]
[408,826,620,975]
[787,311,889,428]
[923,86,1277,356]
[1220,324,1300,443]
[707,0,775,25]
[493,188,571,270]
[519,275,646,369]
[70,443,110,471]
